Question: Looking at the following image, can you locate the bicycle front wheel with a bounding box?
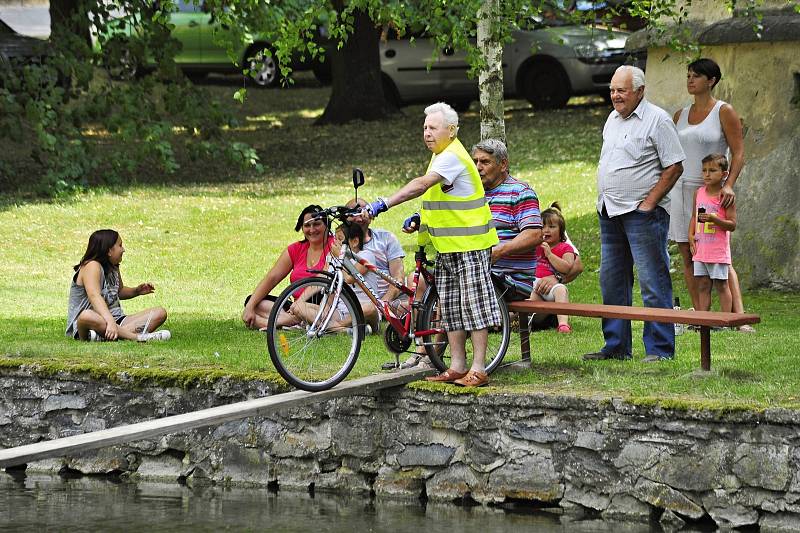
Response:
[266,277,364,392]
[418,284,511,374]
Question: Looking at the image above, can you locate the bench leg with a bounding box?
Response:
[519,312,531,363]
[700,326,711,371]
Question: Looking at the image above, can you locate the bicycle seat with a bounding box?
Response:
[491,272,531,302]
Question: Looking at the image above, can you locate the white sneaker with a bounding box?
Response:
[138,329,171,342]
[88,330,104,342]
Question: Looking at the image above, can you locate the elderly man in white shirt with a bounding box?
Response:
[584,65,685,363]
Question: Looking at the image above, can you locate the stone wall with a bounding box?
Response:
[0,368,276,446]
[2,368,800,531]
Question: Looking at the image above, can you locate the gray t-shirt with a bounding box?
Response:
[350,249,380,304]
[597,98,685,216]
[362,228,405,298]
[65,265,124,338]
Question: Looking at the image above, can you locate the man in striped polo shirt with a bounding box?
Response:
[472,140,583,304]
[472,139,542,295]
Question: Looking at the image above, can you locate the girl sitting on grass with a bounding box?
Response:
[66,229,169,342]
[530,203,576,334]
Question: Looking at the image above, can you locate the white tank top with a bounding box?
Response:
[676,99,729,184]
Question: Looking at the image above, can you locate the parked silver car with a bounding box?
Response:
[380,19,645,110]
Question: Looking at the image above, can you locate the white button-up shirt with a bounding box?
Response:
[597,98,685,217]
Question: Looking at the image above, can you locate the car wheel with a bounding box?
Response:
[312,62,332,85]
[521,61,571,110]
[184,71,208,84]
[249,46,278,88]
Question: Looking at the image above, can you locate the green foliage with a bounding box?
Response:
[0,0,264,196]
[209,0,798,95]
[3,0,797,195]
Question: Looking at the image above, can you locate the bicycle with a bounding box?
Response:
[265,172,511,392]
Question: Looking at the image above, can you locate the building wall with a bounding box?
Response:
[644,38,800,288]
[671,0,792,23]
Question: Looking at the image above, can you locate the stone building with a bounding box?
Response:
[629,0,800,289]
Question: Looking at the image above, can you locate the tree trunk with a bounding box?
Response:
[49,0,94,92]
[477,0,505,143]
[49,0,91,48]
[316,5,397,125]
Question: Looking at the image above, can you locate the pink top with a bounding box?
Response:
[535,241,576,279]
[287,237,334,296]
[693,187,731,264]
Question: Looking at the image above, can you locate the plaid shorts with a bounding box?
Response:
[435,248,501,331]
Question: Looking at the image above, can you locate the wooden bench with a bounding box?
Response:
[507,301,760,371]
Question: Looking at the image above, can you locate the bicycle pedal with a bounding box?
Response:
[381,361,400,371]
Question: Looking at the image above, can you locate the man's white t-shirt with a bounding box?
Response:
[429,151,478,198]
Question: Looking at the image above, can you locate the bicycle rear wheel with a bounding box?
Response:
[266,277,364,392]
[418,284,511,374]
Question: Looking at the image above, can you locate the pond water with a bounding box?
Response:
[0,472,660,532]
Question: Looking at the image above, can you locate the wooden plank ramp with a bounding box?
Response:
[0,368,432,470]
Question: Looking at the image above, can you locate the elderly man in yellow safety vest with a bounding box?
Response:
[364,102,500,388]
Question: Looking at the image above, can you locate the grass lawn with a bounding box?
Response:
[2,74,798,409]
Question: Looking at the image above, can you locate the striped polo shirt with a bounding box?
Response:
[485,175,542,278]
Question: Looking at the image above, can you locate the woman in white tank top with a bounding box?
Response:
[670,58,752,330]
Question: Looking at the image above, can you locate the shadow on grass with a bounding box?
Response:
[1,93,610,210]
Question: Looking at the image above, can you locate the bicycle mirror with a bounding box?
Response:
[352,168,365,190]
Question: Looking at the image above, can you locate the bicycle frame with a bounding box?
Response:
[304,266,346,337]
[327,244,441,348]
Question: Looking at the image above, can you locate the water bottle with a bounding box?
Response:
[673,297,685,335]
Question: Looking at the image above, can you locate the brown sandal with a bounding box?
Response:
[425,368,468,383]
[454,370,489,388]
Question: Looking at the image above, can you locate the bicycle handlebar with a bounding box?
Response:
[311,205,363,223]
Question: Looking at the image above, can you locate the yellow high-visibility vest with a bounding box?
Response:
[418,138,498,253]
